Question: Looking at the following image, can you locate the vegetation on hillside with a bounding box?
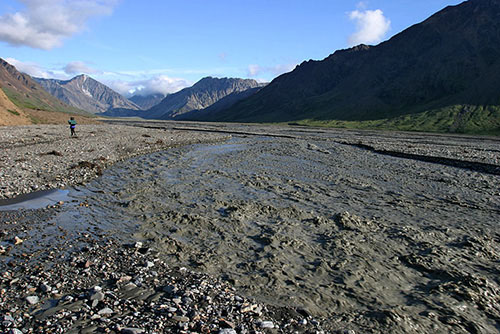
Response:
[291,105,500,136]
[3,86,68,113]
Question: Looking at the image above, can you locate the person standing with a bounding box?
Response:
[68,117,77,137]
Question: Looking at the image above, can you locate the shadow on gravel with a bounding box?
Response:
[348,142,500,176]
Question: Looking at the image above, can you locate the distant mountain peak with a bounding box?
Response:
[129,93,166,110]
[36,75,139,114]
[139,76,262,120]
[74,74,88,80]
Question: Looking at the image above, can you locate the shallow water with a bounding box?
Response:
[0,189,70,211]
[20,133,500,332]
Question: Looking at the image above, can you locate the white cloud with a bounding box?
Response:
[356,1,368,10]
[247,63,296,79]
[64,61,100,75]
[247,64,261,77]
[5,57,54,78]
[106,75,191,97]
[0,0,117,50]
[348,7,391,46]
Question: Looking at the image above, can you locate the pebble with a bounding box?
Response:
[98,307,113,315]
[9,329,23,334]
[172,315,190,322]
[219,329,237,334]
[121,328,145,334]
[90,291,105,301]
[25,296,39,305]
[40,283,52,293]
[259,320,275,329]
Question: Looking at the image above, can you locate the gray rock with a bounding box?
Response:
[172,315,190,322]
[121,328,145,334]
[26,296,39,305]
[219,329,237,334]
[98,307,113,315]
[90,291,105,301]
[3,315,15,322]
[259,320,275,329]
[123,282,137,291]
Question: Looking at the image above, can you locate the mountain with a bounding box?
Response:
[129,93,166,110]
[0,58,91,125]
[0,83,30,126]
[209,0,500,133]
[143,77,262,120]
[177,86,263,121]
[36,75,140,114]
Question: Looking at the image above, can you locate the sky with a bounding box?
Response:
[0,0,464,97]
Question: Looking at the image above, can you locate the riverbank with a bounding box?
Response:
[0,123,325,333]
[0,123,229,199]
[0,207,323,334]
[1,122,499,333]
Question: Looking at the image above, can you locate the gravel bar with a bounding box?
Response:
[0,123,326,334]
[0,124,229,199]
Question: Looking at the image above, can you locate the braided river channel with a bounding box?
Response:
[32,127,500,332]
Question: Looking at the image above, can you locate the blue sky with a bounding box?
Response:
[0,0,464,97]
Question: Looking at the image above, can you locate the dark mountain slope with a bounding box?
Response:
[213,0,500,123]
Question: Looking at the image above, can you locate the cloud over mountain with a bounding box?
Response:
[0,0,117,50]
[64,61,100,75]
[348,7,391,45]
[5,57,53,78]
[107,75,191,97]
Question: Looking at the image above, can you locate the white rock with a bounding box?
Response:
[259,321,275,329]
[98,307,113,315]
[219,329,237,334]
[26,296,39,305]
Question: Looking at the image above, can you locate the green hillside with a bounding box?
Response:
[292,105,500,136]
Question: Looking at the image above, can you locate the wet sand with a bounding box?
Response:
[1,121,500,333]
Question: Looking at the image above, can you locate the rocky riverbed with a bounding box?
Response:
[0,123,228,199]
[1,121,500,333]
[0,208,323,334]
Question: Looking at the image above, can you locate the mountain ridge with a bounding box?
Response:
[145,77,263,120]
[208,0,500,132]
[0,58,93,125]
[102,77,263,120]
[36,75,140,114]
